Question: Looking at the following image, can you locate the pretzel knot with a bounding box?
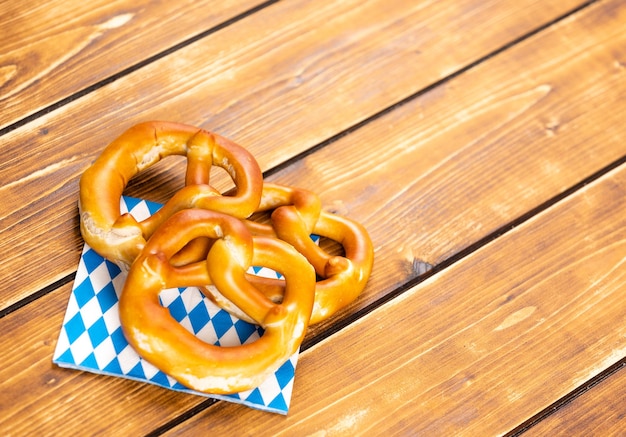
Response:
[237,183,374,324]
[119,208,316,394]
[78,121,374,396]
[78,121,263,270]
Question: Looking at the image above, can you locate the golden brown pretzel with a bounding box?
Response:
[119,208,316,394]
[223,183,374,324]
[304,211,374,323]
[79,121,262,269]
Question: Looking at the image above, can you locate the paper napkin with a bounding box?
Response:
[53,196,306,414]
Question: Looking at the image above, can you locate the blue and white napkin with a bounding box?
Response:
[53,196,303,414]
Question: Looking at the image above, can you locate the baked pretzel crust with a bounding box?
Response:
[119,209,316,394]
[79,121,262,269]
[78,121,374,395]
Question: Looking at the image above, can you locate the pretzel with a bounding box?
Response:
[78,121,263,269]
[205,183,374,325]
[119,208,316,394]
[304,211,374,323]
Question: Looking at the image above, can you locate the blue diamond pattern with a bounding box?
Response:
[53,196,298,414]
[275,359,296,389]
[144,199,162,215]
[268,393,288,412]
[105,259,121,279]
[172,381,188,390]
[110,327,127,354]
[245,388,264,405]
[166,296,188,322]
[87,317,109,347]
[55,348,74,364]
[96,282,118,313]
[83,248,104,273]
[74,278,95,308]
[189,301,210,334]
[128,362,146,379]
[64,312,86,343]
[123,196,143,212]
[150,372,171,387]
[80,352,98,368]
[211,310,235,338]
[234,319,259,344]
[103,357,122,374]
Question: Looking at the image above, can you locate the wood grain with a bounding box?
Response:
[0,0,266,129]
[524,362,626,436]
[0,1,623,434]
[0,0,588,311]
[164,156,626,436]
[225,0,626,341]
[0,282,207,436]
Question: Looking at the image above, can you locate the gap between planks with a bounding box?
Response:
[506,357,626,436]
[157,152,626,435]
[149,0,622,433]
[0,0,602,311]
[0,0,614,434]
[3,4,619,430]
[0,0,600,322]
[147,153,626,436]
[264,0,599,179]
[0,0,281,137]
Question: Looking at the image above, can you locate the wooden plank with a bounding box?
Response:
[232,0,626,341]
[0,1,624,434]
[0,0,266,129]
[524,362,626,436]
[0,0,588,311]
[0,283,206,436]
[163,159,626,436]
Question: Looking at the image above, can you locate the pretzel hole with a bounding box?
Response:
[170,237,214,267]
[247,210,273,227]
[209,164,236,194]
[317,236,345,258]
[125,155,187,204]
[158,286,265,346]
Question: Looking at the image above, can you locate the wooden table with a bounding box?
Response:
[2,0,625,435]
